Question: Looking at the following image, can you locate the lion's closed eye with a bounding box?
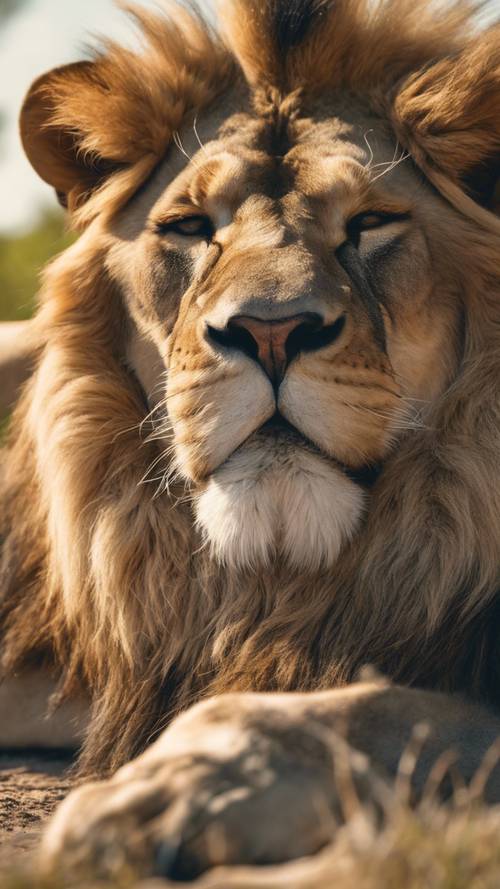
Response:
[346,211,411,245]
[155,215,214,239]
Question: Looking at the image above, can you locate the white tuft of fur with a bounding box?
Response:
[195,432,365,572]
[195,440,280,569]
[278,448,365,572]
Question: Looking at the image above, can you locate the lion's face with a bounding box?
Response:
[105,97,462,571]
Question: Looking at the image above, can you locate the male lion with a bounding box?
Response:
[3,0,500,879]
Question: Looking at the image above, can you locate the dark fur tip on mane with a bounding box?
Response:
[269,0,331,50]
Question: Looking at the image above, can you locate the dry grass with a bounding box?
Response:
[3,734,500,888]
[197,805,500,889]
[2,802,500,889]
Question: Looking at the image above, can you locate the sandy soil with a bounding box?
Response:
[0,753,73,873]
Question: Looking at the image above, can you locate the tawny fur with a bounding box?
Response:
[3,0,500,775]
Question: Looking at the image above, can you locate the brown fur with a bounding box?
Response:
[3,0,500,776]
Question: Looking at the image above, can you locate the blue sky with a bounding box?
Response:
[0,0,498,233]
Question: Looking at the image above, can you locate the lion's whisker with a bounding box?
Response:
[370,148,410,183]
[173,130,203,172]
[339,400,430,431]
[193,116,209,158]
[363,129,375,168]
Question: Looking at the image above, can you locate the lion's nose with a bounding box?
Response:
[207,312,346,386]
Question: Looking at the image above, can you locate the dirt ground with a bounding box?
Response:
[0,752,73,873]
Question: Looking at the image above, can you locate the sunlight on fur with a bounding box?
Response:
[3,7,500,877]
[3,0,500,774]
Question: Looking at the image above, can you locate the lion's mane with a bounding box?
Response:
[3,0,500,772]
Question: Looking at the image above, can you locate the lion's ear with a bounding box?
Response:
[20,62,121,212]
[392,26,500,218]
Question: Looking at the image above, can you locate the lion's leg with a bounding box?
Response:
[0,320,38,416]
[40,679,500,880]
[0,671,88,749]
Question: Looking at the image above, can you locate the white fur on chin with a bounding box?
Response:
[194,433,365,572]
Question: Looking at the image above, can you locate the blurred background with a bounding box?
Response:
[0,0,498,322]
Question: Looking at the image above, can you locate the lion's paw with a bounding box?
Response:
[40,693,383,881]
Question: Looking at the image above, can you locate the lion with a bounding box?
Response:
[3,0,500,879]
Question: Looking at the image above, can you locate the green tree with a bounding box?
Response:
[0,0,27,23]
[0,208,74,320]
[0,0,68,324]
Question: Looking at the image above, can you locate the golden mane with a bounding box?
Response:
[223,0,473,89]
[21,0,499,226]
[3,0,500,774]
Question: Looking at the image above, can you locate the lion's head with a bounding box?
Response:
[108,84,460,573]
[4,0,500,770]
